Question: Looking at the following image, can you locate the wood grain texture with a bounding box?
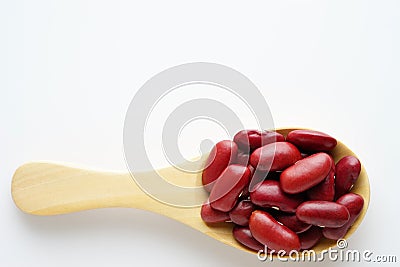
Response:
[11,128,370,255]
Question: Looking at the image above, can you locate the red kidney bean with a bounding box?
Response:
[250,142,301,172]
[307,157,335,201]
[202,140,238,192]
[200,202,230,223]
[296,201,350,228]
[287,129,337,152]
[250,180,304,213]
[229,200,255,226]
[233,226,265,252]
[274,212,312,233]
[249,210,301,253]
[323,193,364,240]
[280,152,332,194]
[234,130,285,152]
[336,193,364,220]
[335,156,361,199]
[209,165,251,212]
[298,226,323,250]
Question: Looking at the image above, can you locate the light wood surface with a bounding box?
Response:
[11,128,370,255]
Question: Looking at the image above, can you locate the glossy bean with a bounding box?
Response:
[250,142,301,172]
[287,129,337,152]
[274,212,312,233]
[280,153,332,194]
[335,156,361,199]
[307,157,335,201]
[234,130,285,152]
[229,200,255,226]
[296,201,350,228]
[249,210,301,253]
[202,140,238,192]
[200,202,230,223]
[209,165,251,212]
[323,193,364,240]
[250,180,304,213]
[298,226,323,250]
[233,226,264,252]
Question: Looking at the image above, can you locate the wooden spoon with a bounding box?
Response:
[11,128,370,254]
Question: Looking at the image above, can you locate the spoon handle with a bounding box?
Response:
[11,162,149,215]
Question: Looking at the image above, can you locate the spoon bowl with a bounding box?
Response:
[11,128,370,254]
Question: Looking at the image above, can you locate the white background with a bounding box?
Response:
[1,0,400,266]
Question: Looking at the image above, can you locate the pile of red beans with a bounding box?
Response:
[200,129,364,253]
